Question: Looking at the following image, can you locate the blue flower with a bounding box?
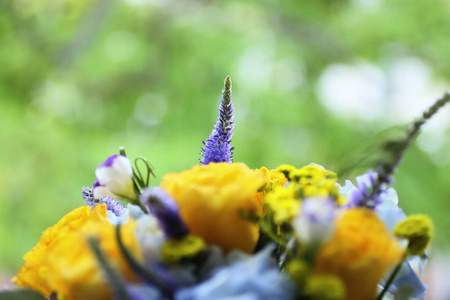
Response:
[374,188,406,232]
[384,262,427,300]
[175,246,297,300]
[119,284,164,300]
[200,76,235,165]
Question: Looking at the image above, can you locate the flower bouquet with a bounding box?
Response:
[3,77,448,300]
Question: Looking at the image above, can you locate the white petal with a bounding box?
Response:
[93,186,120,200]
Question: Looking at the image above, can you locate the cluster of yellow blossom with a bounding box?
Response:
[264,164,345,226]
[12,161,432,300]
[266,164,410,300]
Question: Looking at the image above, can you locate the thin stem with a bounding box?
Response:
[376,256,406,300]
[137,199,149,214]
[88,237,132,300]
[115,225,173,299]
[119,147,127,157]
[371,92,450,199]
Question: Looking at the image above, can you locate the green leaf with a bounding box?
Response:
[0,289,46,300]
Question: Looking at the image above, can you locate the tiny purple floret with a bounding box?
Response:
[347,170,386,209]
[82,186,126,217]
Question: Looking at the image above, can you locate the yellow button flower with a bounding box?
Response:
[13,205,142,300]
[160,162,268,253]
[393,214,433,256]
[314,208,404,300]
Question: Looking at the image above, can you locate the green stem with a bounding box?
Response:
[371,92,450,199]
[88,237,132,300]
[376,257,406,300]
[137,199,149,214]
[115,225,173,298]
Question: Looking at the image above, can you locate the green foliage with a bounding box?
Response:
[0,289,46,300]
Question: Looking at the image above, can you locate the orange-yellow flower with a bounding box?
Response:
[160,162,268,253]
[314,208,404,300]
[254,167,288,208]
[13,205,142,300]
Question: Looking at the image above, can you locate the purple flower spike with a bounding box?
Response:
[141,187,189,239]
[200,76,235,165]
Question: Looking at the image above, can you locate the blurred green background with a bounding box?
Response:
[1,0,450,273]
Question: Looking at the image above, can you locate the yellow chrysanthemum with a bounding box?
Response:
[286,259,309,286]
[255,167,288,209]
[264,184,300,224]
[13,205,142,300]
[290,164,336,184]
[257,167,288,192]
[276,164,297,179]
[289,164,343,203]
[314,208,404,300]
[160,162,268,253]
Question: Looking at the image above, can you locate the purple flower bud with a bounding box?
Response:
[141,187,189,239]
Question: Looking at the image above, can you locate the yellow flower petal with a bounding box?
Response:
[314,208,404,300]
[160,162,268,253]
[13,205,142,300]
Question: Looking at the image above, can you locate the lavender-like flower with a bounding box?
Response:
[200,76,235,165]
[82,186,95,206]
[82,186,127,217]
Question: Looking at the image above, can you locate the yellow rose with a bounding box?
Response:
[160,162,268,253]
[13,205,142,300]
[314,208,404,300]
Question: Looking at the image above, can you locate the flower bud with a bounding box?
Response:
[93,154,138,203]
[304,274,346,300]
[141,187,189,240]
[393,214,433,256]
